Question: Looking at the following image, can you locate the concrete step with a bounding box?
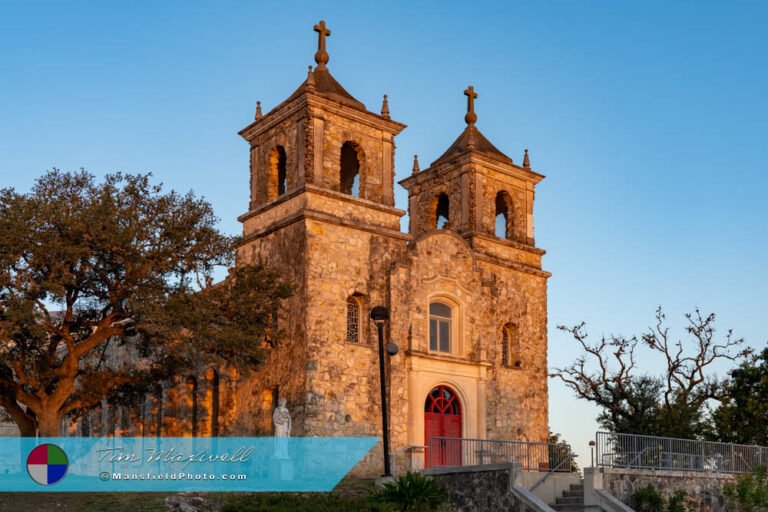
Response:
[562,490,583,498]
[550,506,588,512]
[556,496,585,505]
[570,484,584,492]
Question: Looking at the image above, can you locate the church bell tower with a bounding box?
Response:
[235,21,409,459]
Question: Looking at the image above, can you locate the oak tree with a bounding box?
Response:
[0,170,292,436]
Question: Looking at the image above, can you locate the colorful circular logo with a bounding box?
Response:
[26,444,68,486]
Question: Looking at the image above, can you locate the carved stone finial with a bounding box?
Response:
[464,85,478,125]
[523,149,531,168]
[381,94,390,119]
[306,65,315,91]
[313,20,331,70]
[467,126,477,149]
[255,101,262,121]
[412,154,420,174]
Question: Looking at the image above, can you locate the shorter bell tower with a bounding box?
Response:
[401,86,544,251]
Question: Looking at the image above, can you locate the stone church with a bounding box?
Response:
[233,21,551,474]
[2,20,550,476]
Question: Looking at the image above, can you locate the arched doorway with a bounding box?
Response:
[424,385,462,467]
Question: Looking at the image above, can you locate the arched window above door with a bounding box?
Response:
[429,302,453,353]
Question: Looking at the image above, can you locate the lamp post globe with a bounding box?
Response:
[371,306,390,323]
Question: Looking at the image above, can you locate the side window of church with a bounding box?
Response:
[429,302,452,352]
[502,323,521,368]
[346,295,362,342]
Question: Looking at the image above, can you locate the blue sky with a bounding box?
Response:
[1,1,767,462]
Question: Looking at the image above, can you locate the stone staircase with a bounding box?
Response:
[550,480,585,511]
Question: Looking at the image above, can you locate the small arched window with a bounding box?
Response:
[268,146,288,200]
[428,193,450,230]
[346,295,363,343]
[429,302,452,353]
[340,141,362,196]
[501,323,521,368]
[495,191,514,239]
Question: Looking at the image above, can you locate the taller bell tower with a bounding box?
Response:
[235,21,408,462]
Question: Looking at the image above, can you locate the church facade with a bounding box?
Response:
[233,21,551,474]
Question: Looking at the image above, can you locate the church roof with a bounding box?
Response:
[431,123,514,167]
[430,86,515,167]
[286,67,366,111]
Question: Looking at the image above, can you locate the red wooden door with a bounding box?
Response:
[424,385,462,467]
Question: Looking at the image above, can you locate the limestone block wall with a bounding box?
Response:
[406,165,468,236]
[479,258,549,444]
[588,467,736,512]
[425,463,528,512]
[314,108,396,206]
[235,219,310,436]
[477,170,533,244]
[300,217,408,474]
[384,232,549,471]
[246,107,307,210]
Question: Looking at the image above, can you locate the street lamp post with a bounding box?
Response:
[371,305,398,477]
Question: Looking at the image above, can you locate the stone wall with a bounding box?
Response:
[587,467,737,512]
[426,463,526,512]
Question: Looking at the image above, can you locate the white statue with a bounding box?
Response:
[272,398,291,459]
[272,398,292,437]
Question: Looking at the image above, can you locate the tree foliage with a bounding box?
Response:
[724,466,768,512]
[550,307,750,439]
[710,347,768,446]
[0,170,293,435]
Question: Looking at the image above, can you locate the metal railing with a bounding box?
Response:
[596,431,768,474]
[428,437,575,472]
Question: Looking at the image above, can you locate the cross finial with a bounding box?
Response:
[313,20,331,69]
[412,154,420,174]
[464,85,478,125]
[255,101,262,120]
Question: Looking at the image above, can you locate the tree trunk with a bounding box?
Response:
[0,397,37,436]
[36,410,63,437]
[16,418,36,437]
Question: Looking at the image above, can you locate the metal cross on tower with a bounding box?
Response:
[464,85,478,125]
[314,20,331,69]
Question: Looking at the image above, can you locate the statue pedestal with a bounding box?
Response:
[269,456,294,481]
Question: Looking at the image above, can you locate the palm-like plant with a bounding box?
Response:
[373,471,445,512]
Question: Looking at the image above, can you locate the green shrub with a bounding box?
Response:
[724,465,768,512]
[372,471,446,512]
[633,485,689,512]
[633,484,665,512]
[667,490,689,512]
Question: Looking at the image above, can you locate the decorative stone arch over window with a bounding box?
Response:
[267,145,288,201]
[501,322,521,368]
[494,190,515,240]
[345,293,365,343]
[427,192,451,230]
[428,296,462,355]
[340,140,365,197]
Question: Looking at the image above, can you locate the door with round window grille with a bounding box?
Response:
[424,385,462,467]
